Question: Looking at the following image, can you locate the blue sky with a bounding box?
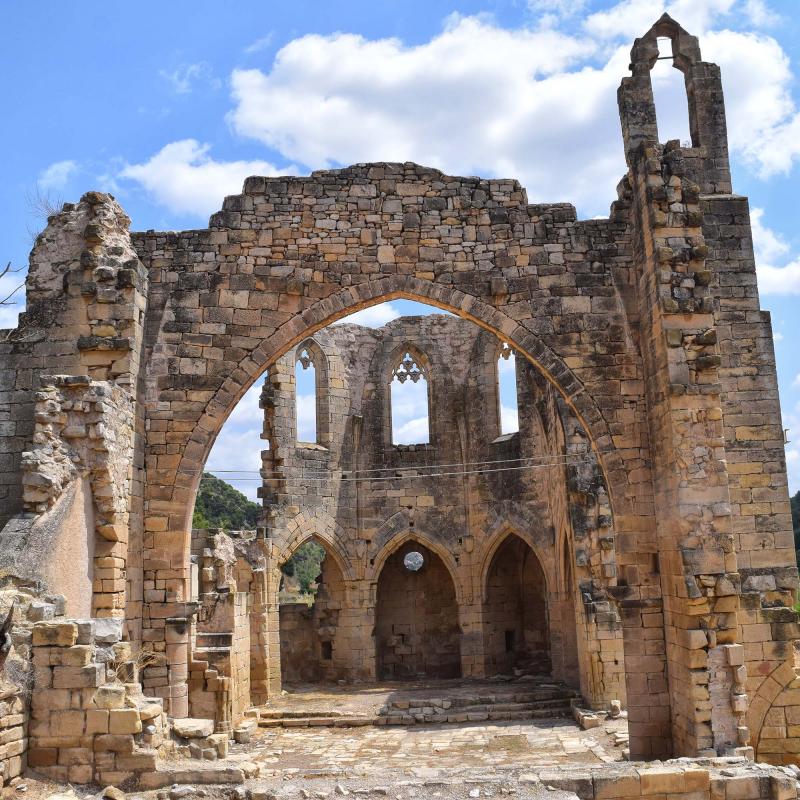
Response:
[2,0,799,498]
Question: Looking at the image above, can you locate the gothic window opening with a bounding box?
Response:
[390,349,430,445]
[497,343,519,435]
[295,346,318,443]
[651,37,692,146]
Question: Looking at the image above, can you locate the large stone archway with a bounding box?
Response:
[131,171,661,751]
[1,17,796,773]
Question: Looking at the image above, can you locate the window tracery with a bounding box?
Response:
[390,347,430,445]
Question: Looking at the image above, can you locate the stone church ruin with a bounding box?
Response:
[0,15,799,797]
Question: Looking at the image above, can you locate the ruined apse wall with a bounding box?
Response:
[0,15,795,766]
[260,315,626,702]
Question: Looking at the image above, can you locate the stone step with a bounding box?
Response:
[255,697,574,729]
[377,704,573,726]
[259,708,346,719]
[138,760,260,789]
[397,699,573,716]
[258,714,373,728]
[387,688,579,710]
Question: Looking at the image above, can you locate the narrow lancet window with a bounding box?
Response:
[296,346,318,443]
[391,350,430,445]
[498,343,519,435]
[651,37,692,146]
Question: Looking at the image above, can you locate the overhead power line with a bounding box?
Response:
[210,451,595,477]
[206,454,596,484]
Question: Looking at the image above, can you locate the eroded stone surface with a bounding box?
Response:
[0,13,798,791]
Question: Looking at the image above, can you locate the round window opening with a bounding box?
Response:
[404,551,424,572]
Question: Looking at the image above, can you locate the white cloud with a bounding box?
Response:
[529,0,587,27]
[783,400,800,494]
[702,30,800,177]
[394,415,430,445]
[535,0,586,13]
[228,17,621,215]
[584,0,738,40]
[38,160,77,191]
[751,208,790,264]
[224,9,800,217]
[774,331,784,342]
[119,139,293,218]
[334,303,403,328]
[751,207,800,295]
[794,375,800,388]
[0,305,21,330]
[758,262,800,296]
[245,33,275,55]
[743,0,780,27]
[160,62,220,94]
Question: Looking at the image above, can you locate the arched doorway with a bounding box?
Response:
[483,534,549,677]
[278,538,346,685]
[375,541,461,680]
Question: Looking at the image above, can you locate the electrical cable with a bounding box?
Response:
[205,455,596,483]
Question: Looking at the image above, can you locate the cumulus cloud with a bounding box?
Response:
[750,208,800,295]
[394,416,430,445]
[334,303,403,328]
[38,160,77,191]
[228,17,621,215]
[119,139,293,218]
[743,0,780,27]
[224,6,798,216]
[584,0,738,40]
[501,405,520,435]
[0,305,21,330]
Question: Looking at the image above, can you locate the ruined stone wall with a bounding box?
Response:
[0,192,147,632]
[613,15,797,762]
[0,15,793,765]
[26,619,166,786]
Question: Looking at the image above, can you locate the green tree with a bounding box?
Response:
[792,490,800,564]
[192,472,261,530]
[192,473,326,594]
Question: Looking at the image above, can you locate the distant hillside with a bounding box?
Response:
[193,472,261,530]
[193,472,324,594]
[793,490,800,562]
